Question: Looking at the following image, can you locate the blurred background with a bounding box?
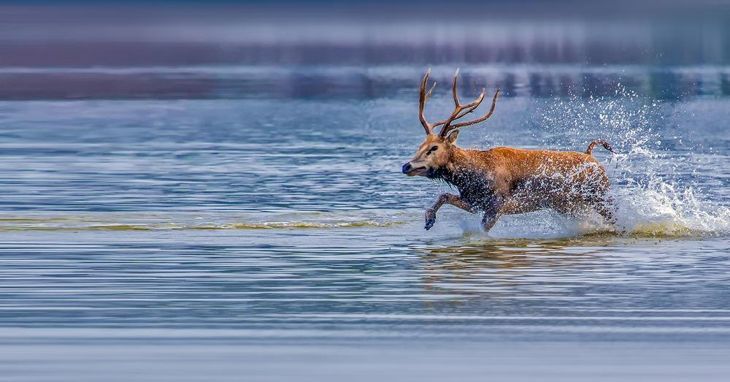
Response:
[1,0,729,100]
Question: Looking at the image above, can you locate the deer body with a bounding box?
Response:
[402,69,615,232]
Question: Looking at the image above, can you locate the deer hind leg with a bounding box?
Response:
[584,172,616,226]
[481,212,501,233]
[563,192,617,228]
[594,195,616,226]
[425,193,473,230]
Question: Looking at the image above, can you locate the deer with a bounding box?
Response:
[401,69,615,232]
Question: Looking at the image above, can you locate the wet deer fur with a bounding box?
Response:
[402,69,615,232]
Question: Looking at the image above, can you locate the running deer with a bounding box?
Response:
[401,69,615,232]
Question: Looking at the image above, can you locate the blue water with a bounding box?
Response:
[1,10,730,381]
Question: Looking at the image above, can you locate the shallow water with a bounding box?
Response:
[1,11,730,382]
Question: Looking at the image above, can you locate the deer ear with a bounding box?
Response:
[446,130,459,144]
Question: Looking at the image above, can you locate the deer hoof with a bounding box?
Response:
[424,210,436,230]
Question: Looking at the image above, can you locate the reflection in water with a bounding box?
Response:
[419,238,609,301]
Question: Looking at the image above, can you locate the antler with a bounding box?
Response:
[418,69,437,135]
[417,68,500,137]
[435,69,501,138]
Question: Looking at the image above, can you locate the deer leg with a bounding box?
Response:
[481,212,500,232]
[481,196,507,233]
[425,193,473,230]
[595,196,617,226]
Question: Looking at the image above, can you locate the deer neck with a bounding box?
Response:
[433,146,484,190]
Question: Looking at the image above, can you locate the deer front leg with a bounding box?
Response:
[425,193,473,230]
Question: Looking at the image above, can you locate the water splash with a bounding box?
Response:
[613,178,730,237]
[533,87,730,238]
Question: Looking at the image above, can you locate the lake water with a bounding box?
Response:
[0,10,729,381]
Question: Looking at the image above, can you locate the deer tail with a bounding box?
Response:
[586,140,615,155]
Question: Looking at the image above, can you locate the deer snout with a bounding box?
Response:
[401,162,412,174]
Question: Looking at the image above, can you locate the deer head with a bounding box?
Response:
[401,69,500,177]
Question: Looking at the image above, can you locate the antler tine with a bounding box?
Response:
[451,68,461,106]
[437,70,491,137]
[450,89,501,129]
[432,89,484,128]
[427,81,436,99]
[455,88,486,119]
[418,69,435,135]
[435,69,467,136]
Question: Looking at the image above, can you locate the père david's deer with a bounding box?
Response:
[401,69,615,232]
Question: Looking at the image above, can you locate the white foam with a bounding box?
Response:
[613,179,730,237]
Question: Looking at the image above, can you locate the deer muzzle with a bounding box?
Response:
[401,162,412,174]
[402,161,428,176]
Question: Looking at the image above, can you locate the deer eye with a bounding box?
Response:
[428,146,438,153]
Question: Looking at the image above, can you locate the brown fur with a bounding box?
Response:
[403,69,615,232]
